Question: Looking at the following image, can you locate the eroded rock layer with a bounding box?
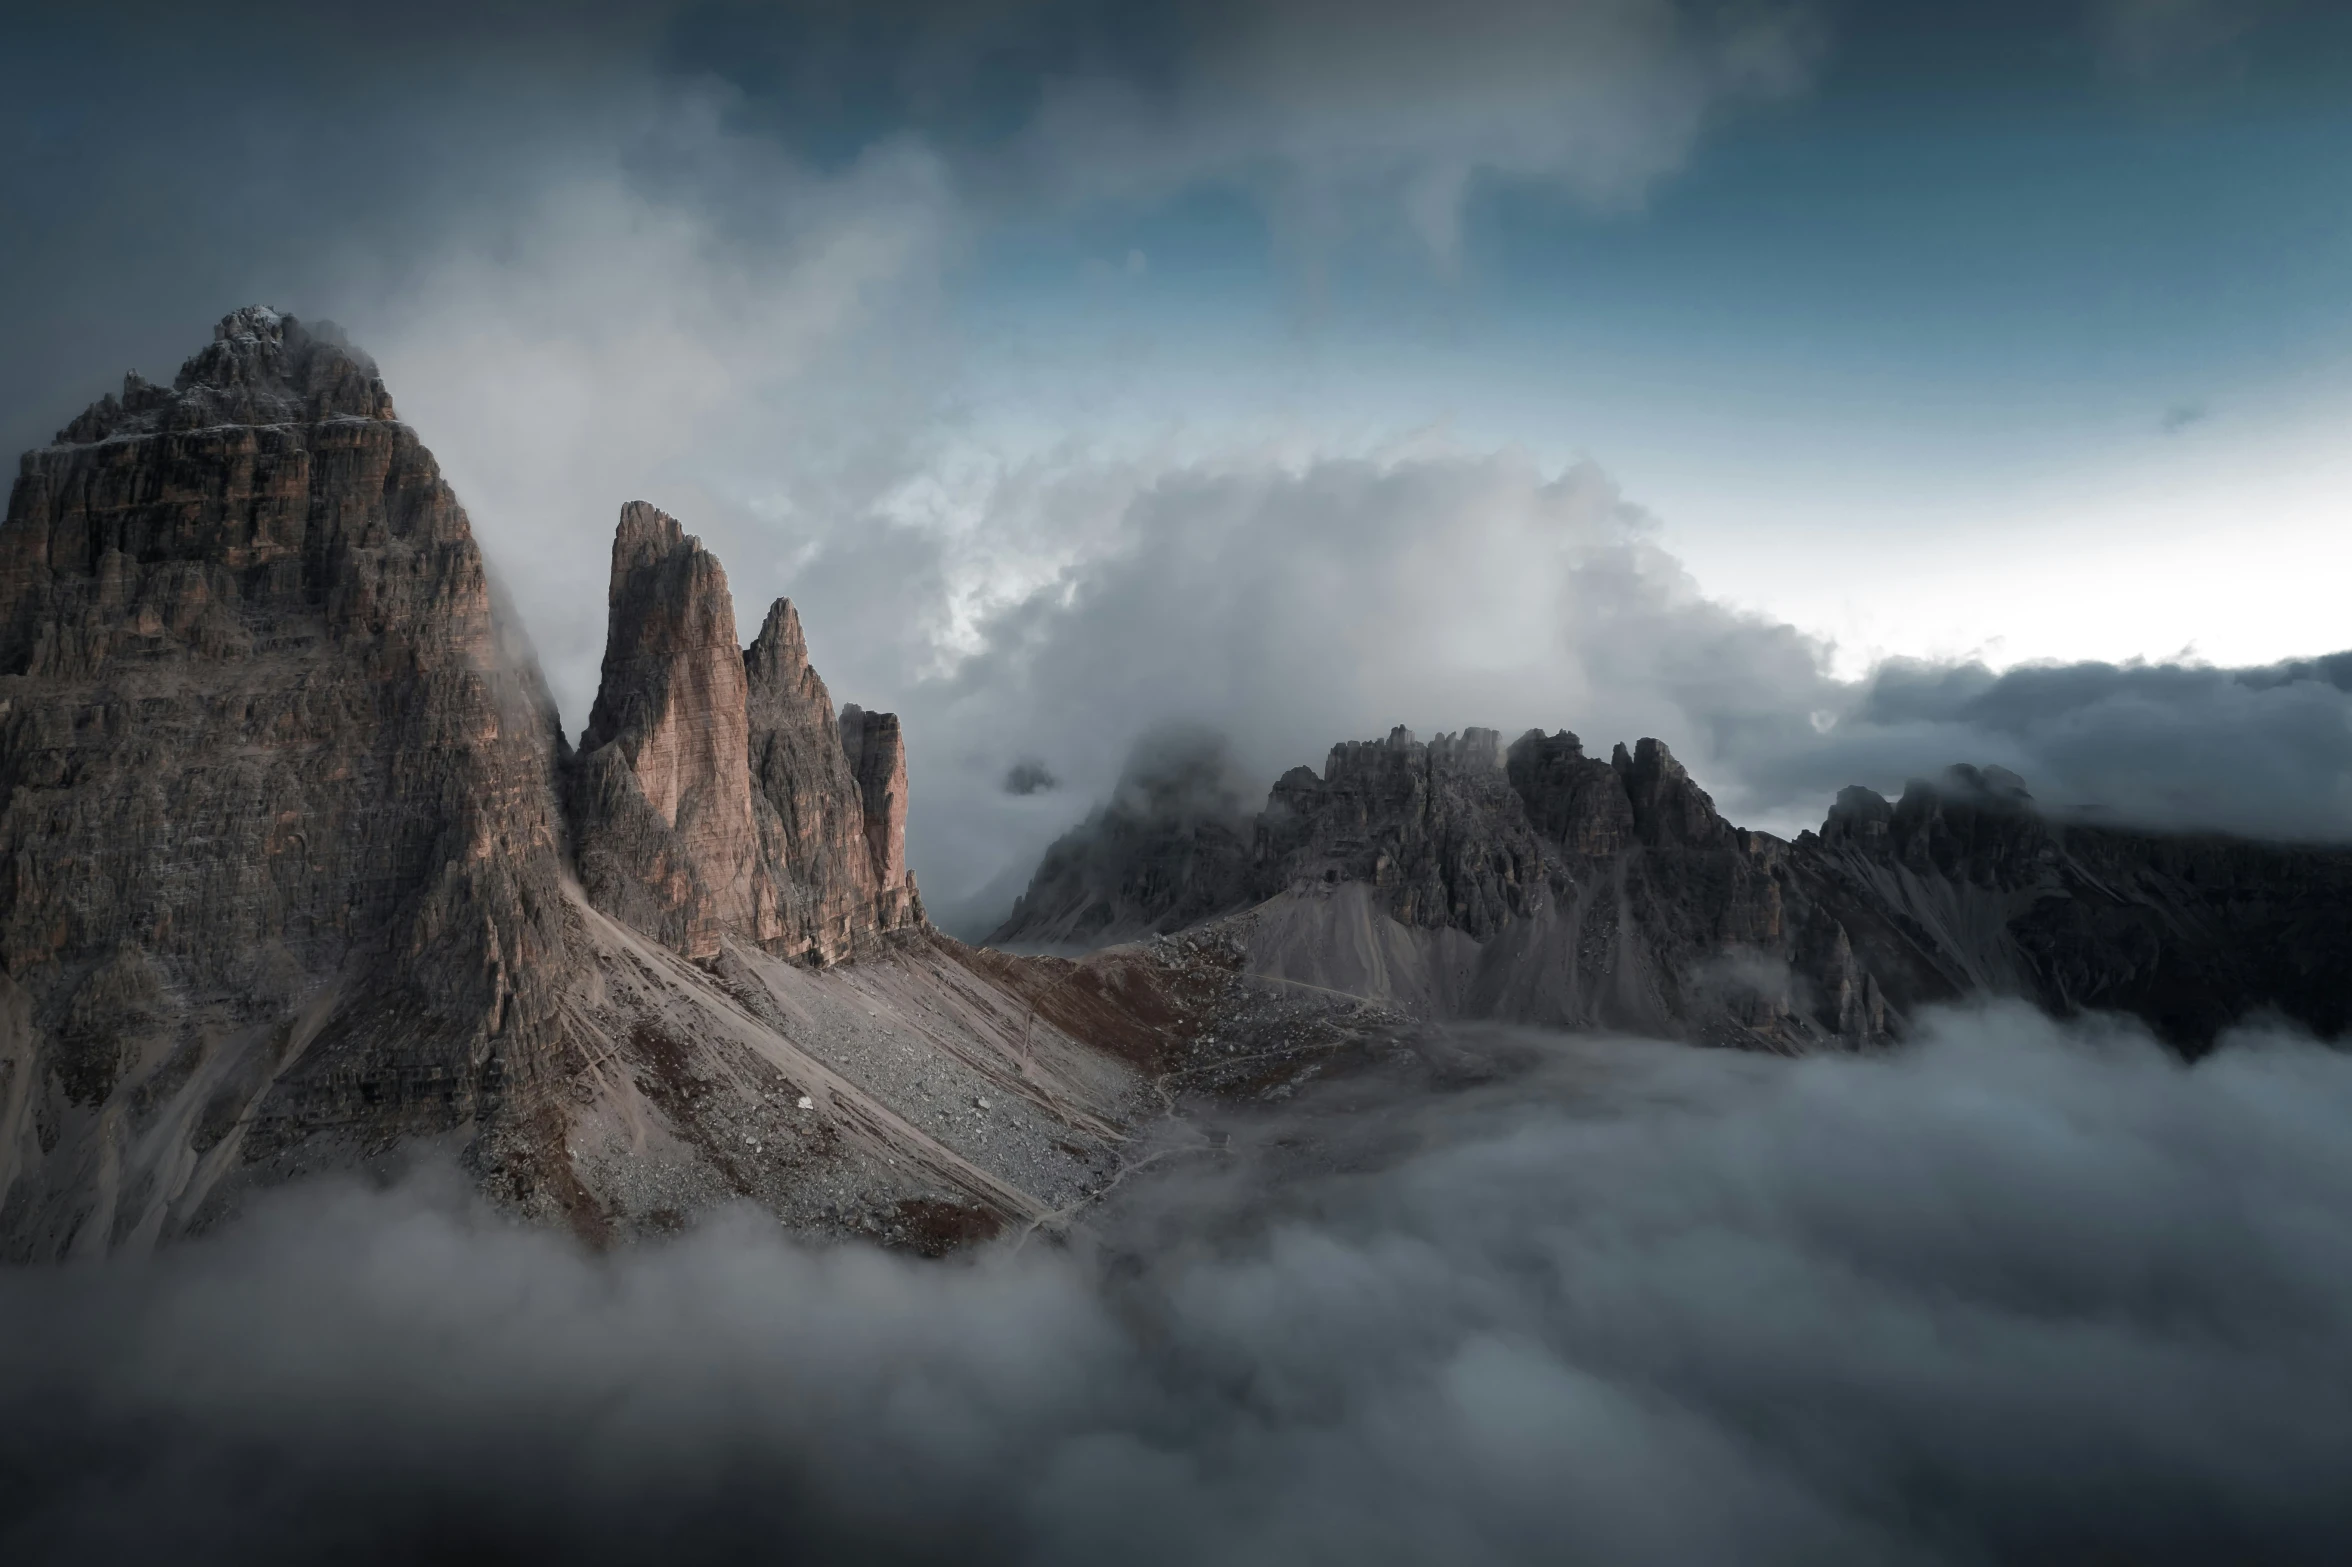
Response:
[569,514,923,965]
[0,308,1142,1262]
[0,307,577,1258]
[570,503,764,961]
[995,725,2352,1052]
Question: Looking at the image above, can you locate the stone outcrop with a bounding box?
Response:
[1795,766,2352,1048]
[569,503,763,961]
[0,307,1139,1263]
[995,722,2352,1053]
[745,600,914,961]
[568,514,922,966]
[1258,727,1559,940]
[0,307,577,1257]
[837,705,920,931]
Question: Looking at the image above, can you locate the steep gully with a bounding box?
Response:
[2,308,2343,1260]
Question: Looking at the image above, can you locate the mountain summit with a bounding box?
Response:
[0,309,1149,1261]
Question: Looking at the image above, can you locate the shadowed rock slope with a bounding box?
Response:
[0,308,577,1257]
[0,309,1153,1261]
[994,727,2352,1053]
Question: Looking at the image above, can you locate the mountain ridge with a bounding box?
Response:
[995,725,2352,1052]
[0,308,1158,1261]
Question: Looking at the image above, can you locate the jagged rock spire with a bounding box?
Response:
[570,515,922,964]
[571,504,762,961]
[0,306,574,1255]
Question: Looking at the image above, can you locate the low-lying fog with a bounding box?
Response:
[4,1003,2348,1565]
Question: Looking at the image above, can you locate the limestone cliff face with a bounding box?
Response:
[0,309,1144,1262]
[566,512,922,965]
[744,600,921,961]
[0,308,576,1257]
[569,503,764,962]
[985,728,1255,949]
[1796,766,2352,1047]
[1258,727,1560,940]
[838,704,921,930]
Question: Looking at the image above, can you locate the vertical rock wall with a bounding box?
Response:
[838,704,921,931]
[569,514,921,964]
[569,504,763,961]
[0,308,578,1257]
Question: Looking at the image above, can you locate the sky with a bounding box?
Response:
[4,0,2351,929]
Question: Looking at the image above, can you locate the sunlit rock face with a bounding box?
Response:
[569,502,765,962]
[835,704,922,938]
[568,508,923,966]
[0,306,578,1257]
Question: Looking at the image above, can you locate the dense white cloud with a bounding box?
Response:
[4,1005,2349,1562]
[789,446,2352,931]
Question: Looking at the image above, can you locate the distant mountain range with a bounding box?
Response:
[994,723,2352,1054]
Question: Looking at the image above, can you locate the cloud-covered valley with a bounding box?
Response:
[4,1004,2348,1565]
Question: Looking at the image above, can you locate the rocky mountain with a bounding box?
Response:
[568,503,921,965]
[8,307,2342,1263]
[0,308,1156,1261]
[996,725,2352,1052]
[988,726,1256,950]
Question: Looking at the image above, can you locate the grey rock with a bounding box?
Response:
[0,306,579,1258]
[993,722,2352,1055]
[989,725,1256,948]
[0,308,1156,1262]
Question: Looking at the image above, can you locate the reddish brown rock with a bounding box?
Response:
[0,309,1145,1261]
[565,512,924,964]
[568,503,763,962]
[744,599,921,960]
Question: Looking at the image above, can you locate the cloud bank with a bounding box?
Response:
[3,1004,2349,1563]
[860,449,2352,930]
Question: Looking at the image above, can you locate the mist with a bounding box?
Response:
[5,1003,2349,1564]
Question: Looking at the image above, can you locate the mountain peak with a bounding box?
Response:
[54,305,395,445]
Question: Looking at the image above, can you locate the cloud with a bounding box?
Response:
[1009,0,1827,261]
[3,1003,2349,1563]
[1003,759,1060,795]
[845,447,2352,931]
[843,447,1839,927]
[1780,651,2352,842]
[7,2,2345,939]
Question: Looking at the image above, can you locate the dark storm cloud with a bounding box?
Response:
[3,1004,2349,1563]
[1003,758,1059,795]
[9,3,2344,925]
[0,0,1821,456]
